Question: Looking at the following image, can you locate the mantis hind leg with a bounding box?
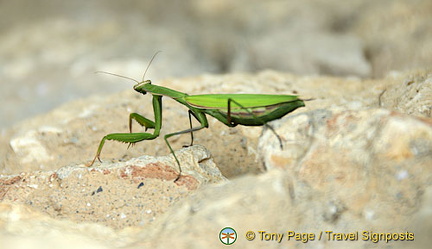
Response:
[186,110,201,147]
[164,111,208,181]
[227,98,284,149]
[88,132,159,166]
[164,124,207,181]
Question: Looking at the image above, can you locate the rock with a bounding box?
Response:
[260,108,431,223]
[0,202,117,249]
[380,71,432,118]
[407,186,432,249]
[138,169,428,249]
[0,70,431,248]
[1,145,226,229]
[260,108,432,172]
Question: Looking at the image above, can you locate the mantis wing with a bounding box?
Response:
[185,94,301,109]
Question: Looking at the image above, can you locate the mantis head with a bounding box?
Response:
[133,80,152,95]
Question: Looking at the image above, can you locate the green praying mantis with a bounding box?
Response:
[89,54,306,181]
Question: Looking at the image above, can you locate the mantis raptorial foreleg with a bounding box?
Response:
[89,95,163,165]
[129,113,156,132]
[127,113,156,149]
[90,132,160,165]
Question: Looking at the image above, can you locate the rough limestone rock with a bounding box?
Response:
[1,70,431,249]
[1,145,225,229]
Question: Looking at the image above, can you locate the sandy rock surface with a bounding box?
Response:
[1,70,431,249]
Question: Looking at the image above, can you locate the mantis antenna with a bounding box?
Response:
[94,71,140,84]
[95,51,162,84]
[142,51,161,82]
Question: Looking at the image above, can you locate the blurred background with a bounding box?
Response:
[0,0,431,129]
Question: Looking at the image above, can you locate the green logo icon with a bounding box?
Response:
[219,227,237,245]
